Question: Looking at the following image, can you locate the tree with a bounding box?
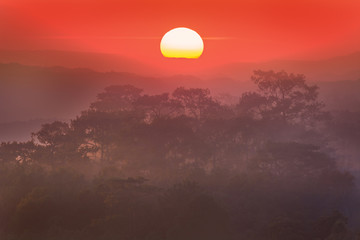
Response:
[33,121,70,148]
[72,110,145,164]
[0,141,37,165]
[90,85,143,112]
[135,93,182,121]
[249,142,338,178]
[239,70,326,124]
[172,87,223,120]
[32,121,84,164]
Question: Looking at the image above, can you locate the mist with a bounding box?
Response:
[1,65,360,240]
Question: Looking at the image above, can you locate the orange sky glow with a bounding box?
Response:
[1,0,360,72]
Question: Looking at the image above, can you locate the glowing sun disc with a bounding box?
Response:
[160,27,204,59]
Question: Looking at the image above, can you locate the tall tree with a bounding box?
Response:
[172,87,223,120]
[90,85,143,112]
[72,110,144,164]
[32,121,84,164]
[135,93,182,121]
[239,70,326,124]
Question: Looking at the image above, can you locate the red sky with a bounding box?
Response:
[1,0,360,71]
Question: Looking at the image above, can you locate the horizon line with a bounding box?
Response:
[36,36,235,40]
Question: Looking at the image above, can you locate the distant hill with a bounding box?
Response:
[1,50,359,82]
[316,80,360,111]
[0,63,166,123]
[0,50,158,76]
[203,52,360,82]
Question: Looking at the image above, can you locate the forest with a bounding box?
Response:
[1,70,360,240]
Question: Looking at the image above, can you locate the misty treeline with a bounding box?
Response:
[1,70,360,240]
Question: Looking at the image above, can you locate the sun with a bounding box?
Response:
[160,27,204,59]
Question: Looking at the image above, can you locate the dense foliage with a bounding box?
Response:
[0,70,359,240]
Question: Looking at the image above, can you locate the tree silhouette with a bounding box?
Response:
[239,70,326,124]
[0,79,358,240]
[32,121,84,164]
[90,85,143,112]
[135,93,182,121]
[172,87,222,120]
